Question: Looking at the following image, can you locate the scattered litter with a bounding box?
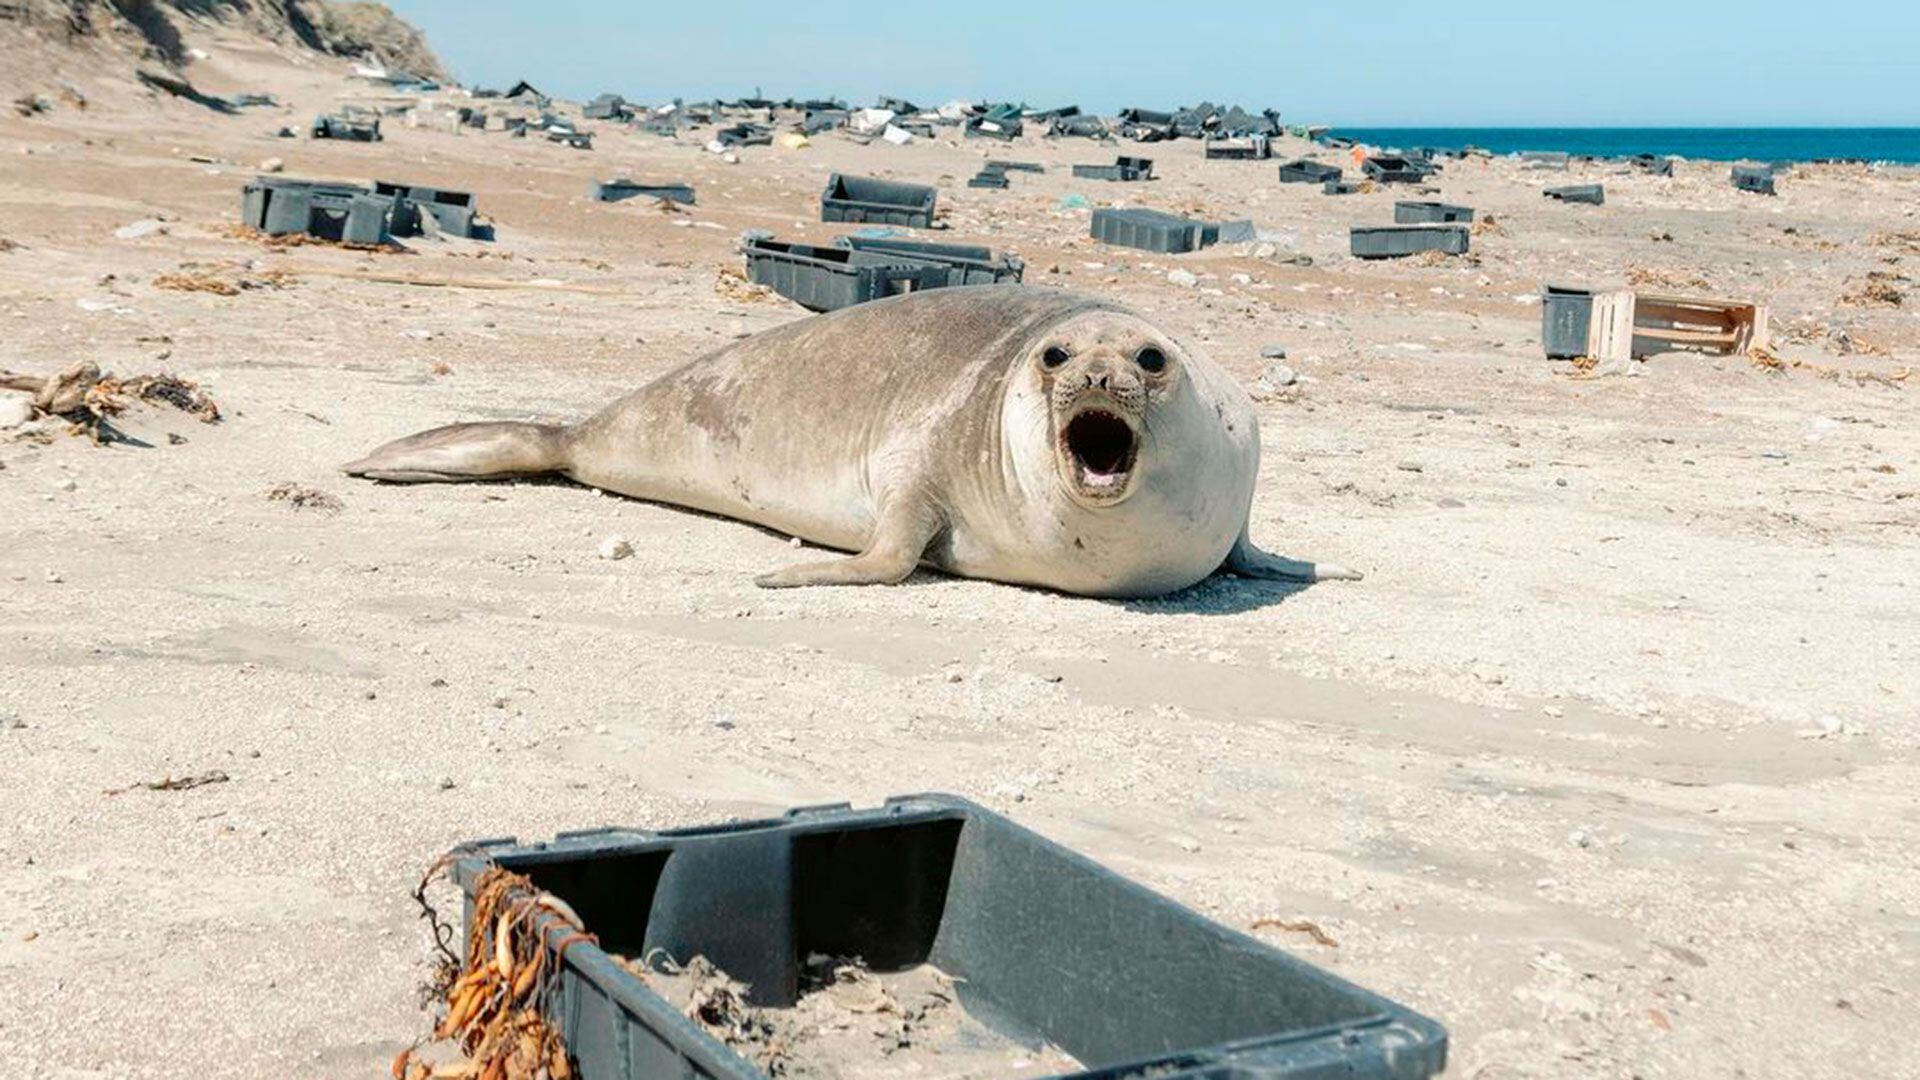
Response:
[1394,201,1474,225]
[105,770,230,796]
[264,482,343,513]
[594,179,695,205]
[1351,225,1470,260]
[1732,164,1776,196]
[743,235,1021,312]
[310,111,381,141]
[1091,207,1225,254]
[1278,159,1342,185]
[114,219,167,240]
[1251,917,1340,948]
[1071,156,1154,182]
[1544,184,1605,206]
[1542,285,1769,363]
[821,174,937,229]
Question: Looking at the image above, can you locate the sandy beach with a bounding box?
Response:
[2,13,1917,1080]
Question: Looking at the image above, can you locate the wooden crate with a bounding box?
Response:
[1583,290,1769,361]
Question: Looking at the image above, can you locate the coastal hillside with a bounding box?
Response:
[0,0,444,90]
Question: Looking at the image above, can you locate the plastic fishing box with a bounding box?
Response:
[1543,184,1605,205]
[1731,165,1776,195]
[1541,285,1598,359]
[1072,156,1155,182]
[1361,156,1423,183]
[967,169,1010,189]
[743,238,968,312]
[990,160,1045,173]
[1090,207,1220,254]
[835,236,1024,286]
[310,113,381,141]
[372,181,479,238]
[1393,201,1475,224]
[453,794,1448,1080]
[1349,225,1470,259]
[820,174,938,228]
[1323,179,1361,195]
[594,179,697,205]
[1278,159,1342,184]
[240,177,393,244]
[1205,135,1271,161]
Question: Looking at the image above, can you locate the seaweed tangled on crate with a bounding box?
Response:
[397,855,592,1080]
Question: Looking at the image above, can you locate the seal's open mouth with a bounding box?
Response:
[1060,407,1139,501]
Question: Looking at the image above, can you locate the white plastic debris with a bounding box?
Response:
[882,124,915,146]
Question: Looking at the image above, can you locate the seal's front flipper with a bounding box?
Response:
[754,496,941,589]
[342,422,569,483]
[1221,529,1363,584]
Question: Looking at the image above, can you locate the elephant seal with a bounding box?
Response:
[343,285,1357,597]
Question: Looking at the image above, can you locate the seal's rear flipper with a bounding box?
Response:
[754,493,942,588]
[342,421,569,483]
[1222,531,1363,584]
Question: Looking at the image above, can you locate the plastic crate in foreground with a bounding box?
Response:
[454,794,1448,1080]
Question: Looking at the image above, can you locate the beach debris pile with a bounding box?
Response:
[240,177,490,247]
[1,363,221,437]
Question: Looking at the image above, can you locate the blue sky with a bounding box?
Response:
[387,1,1918,126]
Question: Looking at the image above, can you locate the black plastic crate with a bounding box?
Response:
[1361,156,1422,183]
[1731,165,1776,195]
[1323,179,1361,195]
[372,181,479,238]
[594,179,697,205]
[990,160,1045,173]
[455,794,1447,1080]
[743,238,946,311]
[967,169,1010,189]
[310,113,380,141]
[1072,156,1154,182]
[1350,225,1470,259]
[1090,207,1219,254]
[835,236,1023,286]
[716,124,772,148]
[1541,284,1596,359]
[1393,201,1475,224]
[1543,184,1605,205]
[240,177,392,244]
[821,173,938,229]
[1278,159,1342,184]
[1630,154,1675,177]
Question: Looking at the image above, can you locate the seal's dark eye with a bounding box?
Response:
[1042,346,1071,369]
[1135,346,1167,373]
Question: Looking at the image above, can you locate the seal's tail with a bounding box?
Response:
[341,421,569,483]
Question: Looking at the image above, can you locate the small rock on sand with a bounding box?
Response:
[259,157,284,173]
[0,393,34,429]
[598,536,634,560]
[1166,268,1199,288]
[1257,363,1297,391]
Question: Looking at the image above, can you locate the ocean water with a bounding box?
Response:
[1328,128,1920,165]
